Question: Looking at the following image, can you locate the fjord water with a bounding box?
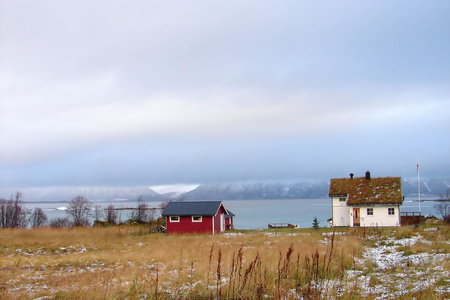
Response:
[24,197,438,229]
[224,197,437,229]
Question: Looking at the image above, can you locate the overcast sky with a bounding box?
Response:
[1,1,449,189]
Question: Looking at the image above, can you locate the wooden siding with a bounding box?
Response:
[166,216,214,234]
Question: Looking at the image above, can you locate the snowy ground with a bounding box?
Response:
[2,229,449,299]
[348,234,450,298]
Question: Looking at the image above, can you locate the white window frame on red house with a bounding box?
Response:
[170,216,180,222]
[192,216,202,222]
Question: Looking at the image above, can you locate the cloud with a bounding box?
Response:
[3,84,443,165]
[1,1,449,187]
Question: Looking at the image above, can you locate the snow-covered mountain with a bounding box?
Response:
[183,181,330,200]
[2,178,448,203]
[402,178,450,197]
[1,186,172,203]
[183,178,450,200]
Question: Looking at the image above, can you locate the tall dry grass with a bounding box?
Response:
[0,225,449,299]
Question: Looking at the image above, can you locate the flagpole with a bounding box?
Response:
[417,159,421,215]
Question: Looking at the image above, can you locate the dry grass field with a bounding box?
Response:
[0,225,449,299]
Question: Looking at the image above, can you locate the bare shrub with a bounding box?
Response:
[434,189,450,222]
[159,195,184,211]
[30,207,48,228]
[66,196,93,227]
[50,217,71,228]
[159,200,169,210]
[131,197,154,223]
[0,192,29,228]
[444,215,450,224]
[105,204,118,225]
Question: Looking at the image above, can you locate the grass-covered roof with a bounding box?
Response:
[329,176,403,205]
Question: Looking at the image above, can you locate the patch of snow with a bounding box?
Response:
[424,227,439,231]
[322,232,347,236]
[223,232,245,237]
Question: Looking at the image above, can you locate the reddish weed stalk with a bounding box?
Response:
[216,248,222,298]
[206,243,214,287]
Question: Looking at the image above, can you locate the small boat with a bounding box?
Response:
[56,206,68,211]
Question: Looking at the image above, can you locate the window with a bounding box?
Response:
[388,208,395,215]
[367,208,373,216]
[339,197,346,202]
[192,216,202,222]
[170,216,180,222]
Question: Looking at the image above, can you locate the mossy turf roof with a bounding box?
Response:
[329,177,403,205]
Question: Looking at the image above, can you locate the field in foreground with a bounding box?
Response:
[0,226,449,299]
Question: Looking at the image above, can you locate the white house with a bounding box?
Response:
[328,172,403,227]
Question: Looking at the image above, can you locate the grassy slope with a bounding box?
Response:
[0,225,449,299]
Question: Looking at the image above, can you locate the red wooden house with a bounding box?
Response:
[224,211,235,231]
[162,201,234,234]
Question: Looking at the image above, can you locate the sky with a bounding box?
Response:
[1,1,449,190]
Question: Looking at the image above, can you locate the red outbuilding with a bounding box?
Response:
[162,201,234,234]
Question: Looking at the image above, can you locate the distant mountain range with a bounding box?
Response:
[182,181,330,200]
[1,178,448,203]
[401,178,449,198]
[183,178,449,200]
[0,186,176,203]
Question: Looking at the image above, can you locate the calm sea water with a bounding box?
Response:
[23,197,439,229]
[225,197,437,229]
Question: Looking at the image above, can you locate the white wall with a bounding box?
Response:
[359,206,401,227]
[332,196,401,227]
[331,197,351,226]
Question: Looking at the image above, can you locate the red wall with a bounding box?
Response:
[166,216,214,235]
[213,206,227,234]
[165,204,229,235]
[225,217,233,230]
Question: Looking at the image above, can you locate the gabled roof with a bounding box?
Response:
[329,176,403,205]
[225,210,235,218]
[161,201,228,216]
